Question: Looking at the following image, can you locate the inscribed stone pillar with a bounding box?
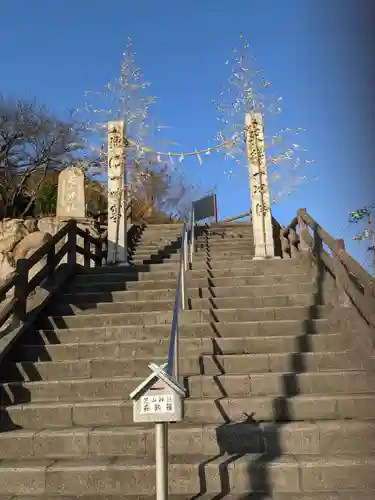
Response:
[244,112,275,259]
[56,167,86,218]
[107,120,128,264]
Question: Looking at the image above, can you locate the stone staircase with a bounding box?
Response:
[0,221,374,499]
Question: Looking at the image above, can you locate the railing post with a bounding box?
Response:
[14,258,29,324]
[297,208,310,252]
[94,237,103,267]
[333,239,351,307]
[67,221,77,270]
[46,243,55,284]
[280,227,291,259]
[83,229,91,268]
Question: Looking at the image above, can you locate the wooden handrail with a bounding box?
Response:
[221,212,250,223]
[288,207,375,328]
[76,226,103,248]
[0,218,108,332]
[26,220,74,269]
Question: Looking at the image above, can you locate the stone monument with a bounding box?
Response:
[56,166,86,218]
[107,120,128,264]
[244,112,275,259]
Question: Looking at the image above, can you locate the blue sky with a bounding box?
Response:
[1,1,373,271]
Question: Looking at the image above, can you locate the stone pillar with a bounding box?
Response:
[56,167,86,218]
[107,120,128,264]
[244,112,275,259]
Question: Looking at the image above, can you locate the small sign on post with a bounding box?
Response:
[129,362,185,423]
[130,363,186,500]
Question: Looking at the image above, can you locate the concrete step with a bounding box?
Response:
[129,251,180,260]
[14,333,344,364]
[79,258,308,276]
[195,237,254,245]
[69,274,314,294]
[45,305,330,329]
[3,349,355,382]
[72,268,179,285]
[74,262,181,275]
[132,241,254,254]
[1,493,373,500]
[2,368,372,405]
[189,261,308,272]
[76,263,302,279]
[0,421,374,460]
[129,254,257,265]
[4,393,375,429]
[35,319,335,343]
[135,247,255,257]
[74,265,309,288]
[51,294,317,317]
[0,454,375,495]
[62,282,317,304]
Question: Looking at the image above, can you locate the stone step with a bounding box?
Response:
[135,247,255,257]
[4,393,375,429]
[189,261,307,271]
[35,319,334,343]
[45,305,330,329]
[195,236,254,245]
[134,238,254,252]
[51,294,316,316]
[74,263,310,283]
[128,258,183,266]
[69,274,313,294]
[0,421,374,461]
[1,493,373,500]
[72,268,179,285]
[2,369,372,405]
[3,349,354,382]
[0,454,375,495]
[75,263,181,275]
[73,264,308,288]
[62,282,317,303]
[128,254,257,265]
[129,251,180,260]
[1,417,374,460]
[14,333,344,364]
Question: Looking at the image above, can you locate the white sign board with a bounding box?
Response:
[140,394,175,414]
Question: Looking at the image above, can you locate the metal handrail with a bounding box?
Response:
[166,221,188,380]
[154,216,192,500]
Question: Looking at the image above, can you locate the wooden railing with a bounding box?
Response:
[0,220,107,333]
[281,208,375,329]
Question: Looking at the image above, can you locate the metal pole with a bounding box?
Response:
[190,209,195,264]
[184,229,188,272]
[155,422,168,500]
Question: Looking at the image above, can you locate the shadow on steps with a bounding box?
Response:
[189,247,327,498]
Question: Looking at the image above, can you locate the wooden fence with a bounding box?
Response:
[0,220,107,332]
[281,208,375,329]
